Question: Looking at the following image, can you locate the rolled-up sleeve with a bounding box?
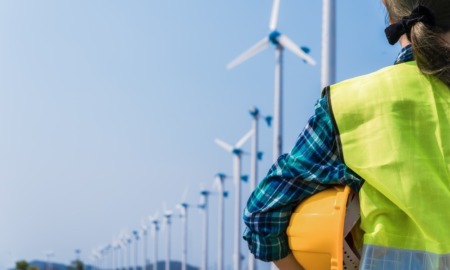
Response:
[242,96,363,262]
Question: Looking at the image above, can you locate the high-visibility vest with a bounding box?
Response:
[327,61,450,269]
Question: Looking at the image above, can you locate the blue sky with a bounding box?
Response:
[0,0,400,268]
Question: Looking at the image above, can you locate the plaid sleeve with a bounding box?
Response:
[242,96,363,262]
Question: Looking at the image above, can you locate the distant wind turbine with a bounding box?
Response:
[227,0,316,162]
[125,234,132,270]
[176,187,190,270]
[162,204,173,270]
[198,187,210,270]
[215,129,253,270]
[45,250,54,270]
[212,173,228,270]
[91,250,101,270]
[141,220,149,270]
[132,230,140,270]
[248,107,271,270]
[149,212,160,270]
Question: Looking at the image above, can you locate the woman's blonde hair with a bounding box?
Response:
[384,0,450,87]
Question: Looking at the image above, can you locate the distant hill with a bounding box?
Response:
[10,260,198,270]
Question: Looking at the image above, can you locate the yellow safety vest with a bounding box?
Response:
[327,61,450,269]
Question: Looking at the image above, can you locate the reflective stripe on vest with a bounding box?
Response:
[328,61,450,269]
[360,245,450,270]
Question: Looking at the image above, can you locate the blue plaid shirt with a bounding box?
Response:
[243,45,414,262]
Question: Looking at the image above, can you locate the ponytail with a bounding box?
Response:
[384,0,450,88]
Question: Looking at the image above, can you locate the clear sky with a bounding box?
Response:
[0,0,400,269]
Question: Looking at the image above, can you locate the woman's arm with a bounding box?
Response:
[242,97,363,262]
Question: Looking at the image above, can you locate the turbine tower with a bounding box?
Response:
[321,0,336,89]
[215,130,253,270]
[227,0,316,162]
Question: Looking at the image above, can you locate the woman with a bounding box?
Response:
[243,1,450,269]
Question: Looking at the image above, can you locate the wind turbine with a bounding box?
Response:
[215,129,253,270]
[149,212,160,270]
[125,234,132,270]
[132,230,140,270]
[114,238,124,270]
[227,0,316,162]
[45,250,54,270]
[162,204,173,270]
[176,188,190,270]
[321,0,336,89]
[91,249,101,270]
[248,107,271,270]
[141,220,149,270]
[118,230,129,270]
[198,186,210,270]
[212,173,229,270]
[110,239,118,270]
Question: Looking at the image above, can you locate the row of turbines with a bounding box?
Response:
[89,108,269,270]
[90,0,336,269]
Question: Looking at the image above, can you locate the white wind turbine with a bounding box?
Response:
[45,250,54,270]
[115,237,126,270]
[198,186,210,270]
[227,0,316,162]
[162,204,173,270]
[149,212,160,270]
[132,230,140,270]
[212,173,228,270]
[215,129,253,270]
[111,239,119,270]
[176,188,190,270]
[91,250,101,270]
[321,0,336,89]
[248,107,271,270]
[124,233,132,270]
[141,220,149,270]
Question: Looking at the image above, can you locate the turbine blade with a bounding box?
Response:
[227,37,269,69]
[236,129,254,148]
[277,34,316,65]
[214,138,234,152]
[181,186,189,202]
[212,177,219,190]
[163,202,172,216]
[269,0,281,30]
[149,211,159,222]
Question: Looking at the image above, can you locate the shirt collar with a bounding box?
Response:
[394,44,414,64]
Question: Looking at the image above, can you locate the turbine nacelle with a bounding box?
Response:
[268,30,282,46]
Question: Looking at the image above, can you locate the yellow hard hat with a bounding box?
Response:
[286,185,362,270]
